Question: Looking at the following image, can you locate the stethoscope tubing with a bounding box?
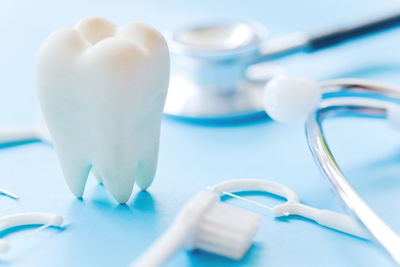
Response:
[258,12,400,62]
[306,95,400,264]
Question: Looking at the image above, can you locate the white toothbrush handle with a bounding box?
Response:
[130,223,187,267]
[311,209,369,239]
[0,127,38,144]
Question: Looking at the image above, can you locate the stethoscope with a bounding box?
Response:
[163,12,400,121]
[262,75,400,264]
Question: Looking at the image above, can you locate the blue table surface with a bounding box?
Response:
[1,0,400,266]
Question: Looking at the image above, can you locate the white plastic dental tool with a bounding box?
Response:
[130,190,263,267]
[35,17,170,203]
[0,117,51,145]
[211,178,369,239]
[0,212,64,252]
[0,189,19,200]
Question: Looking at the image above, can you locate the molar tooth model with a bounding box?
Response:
[35,17,170,203]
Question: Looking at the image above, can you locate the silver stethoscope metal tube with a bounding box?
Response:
[164,13,400,121]
[305,82,400,264]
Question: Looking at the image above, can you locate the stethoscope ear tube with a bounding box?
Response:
[308,12,400,51]
[305,96,400,264]
[258,13,400,62]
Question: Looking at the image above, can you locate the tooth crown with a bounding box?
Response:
[36,17,170,203]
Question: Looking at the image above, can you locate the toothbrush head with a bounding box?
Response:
[194,200,262,259]
[130,190,262,267]
[182,191,262,260]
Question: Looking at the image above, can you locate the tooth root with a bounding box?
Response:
[94,157,138,204]
[99,171,135,204]
[91,168,103,184]
[136,144,159,190]
[55,147,91,198]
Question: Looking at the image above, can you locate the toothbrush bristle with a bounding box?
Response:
[194,202,262,260]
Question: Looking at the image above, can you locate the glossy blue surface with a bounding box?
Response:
[1,0,400,266]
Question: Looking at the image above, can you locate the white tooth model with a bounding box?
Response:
[35,17,170,203]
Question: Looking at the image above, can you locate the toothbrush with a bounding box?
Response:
[130,190,262,267]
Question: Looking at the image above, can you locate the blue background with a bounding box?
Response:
[1,0,400,266]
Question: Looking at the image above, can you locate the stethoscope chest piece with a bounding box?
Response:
[164,14,400,121]
[164,21,275,120]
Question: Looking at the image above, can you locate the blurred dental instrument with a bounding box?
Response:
[0,212,64,252]
[263,75,400,264]
[0,116,51,145]
[164,12,400,120]
[0,189,19,200]
[131,178,366,267]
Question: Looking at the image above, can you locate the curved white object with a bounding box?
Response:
[0,212,64,252]
[212,178,369,239]
[0,116,51,145]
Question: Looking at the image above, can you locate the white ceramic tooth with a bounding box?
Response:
[35,17,169,203]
